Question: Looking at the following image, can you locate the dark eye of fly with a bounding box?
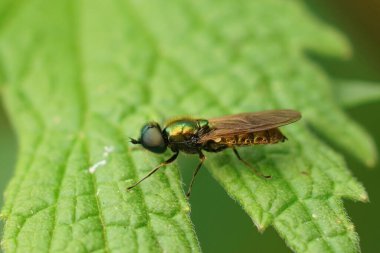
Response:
[140,123,167,154]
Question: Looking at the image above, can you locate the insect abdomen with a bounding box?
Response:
[217,128,286,146]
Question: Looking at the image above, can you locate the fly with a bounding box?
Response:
[128,109,301,198]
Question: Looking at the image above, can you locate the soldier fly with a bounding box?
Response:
[128,109,301,198]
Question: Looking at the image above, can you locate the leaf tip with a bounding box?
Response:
[365,153,377,169]
[250,214,271,233]
[359,192,370,203]
[360,135,378,168]
[257,224,266,233]
[182,204,191,213]
[254,220,269,233]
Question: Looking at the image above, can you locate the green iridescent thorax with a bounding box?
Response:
[163,118,209,153]
[164,119,208,140]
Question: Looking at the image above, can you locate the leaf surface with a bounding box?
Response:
[336,80,380,109]
[0,0,375,252]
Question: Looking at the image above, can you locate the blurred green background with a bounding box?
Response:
[1,0,379,252]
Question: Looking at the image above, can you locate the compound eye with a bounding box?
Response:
[141,123,167,153]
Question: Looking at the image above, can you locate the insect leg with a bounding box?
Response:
[127,152,179,191]
[186,151,206,198]
[232,147,271,179]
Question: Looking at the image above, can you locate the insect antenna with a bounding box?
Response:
[129,137,141,144]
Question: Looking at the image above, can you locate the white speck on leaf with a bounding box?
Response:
[89,160,107,174]
[103,145,115,157]
[88,145,115,174]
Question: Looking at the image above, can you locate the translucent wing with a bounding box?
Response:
[199,109,301,142]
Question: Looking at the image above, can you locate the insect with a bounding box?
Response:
[128,109,301,198]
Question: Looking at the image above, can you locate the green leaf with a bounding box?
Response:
[335,80,380,108]
[0,0,375,253]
